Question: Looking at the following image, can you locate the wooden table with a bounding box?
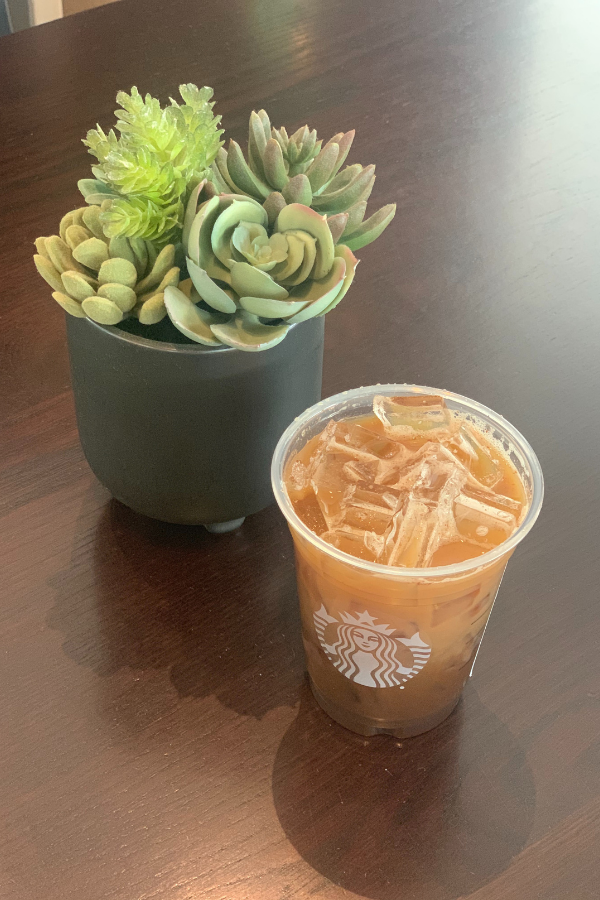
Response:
[1,0,599,897]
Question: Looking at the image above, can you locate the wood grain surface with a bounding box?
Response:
[1,0,599,897]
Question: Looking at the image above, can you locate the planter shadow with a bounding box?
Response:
[46,495,305,729]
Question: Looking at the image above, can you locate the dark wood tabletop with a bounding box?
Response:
[1,0,599,897]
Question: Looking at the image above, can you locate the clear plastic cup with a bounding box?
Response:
[272,385,544,738]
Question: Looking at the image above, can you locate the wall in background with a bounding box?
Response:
[28,0,63,24]
[62,0,120,13]
[2,0,119,33]
[6,0,32,30]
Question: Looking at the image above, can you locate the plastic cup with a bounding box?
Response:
[272,385,543,738]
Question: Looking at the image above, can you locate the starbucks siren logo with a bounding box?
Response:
[314,604,431,688]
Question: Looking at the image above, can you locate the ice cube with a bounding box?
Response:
[419,465,467,565]
[338,506,394,533]
[385,444,467,498]
[293,490,329,535]
[453,425,502,487]
[374,444,413,486]
[337,482,402,535]
[411,459,466,506]
[454,492,516,544]
[326,421,401,461]
[359,435,402,460]
[310,453,350,527]
[383,499,436,567]
[460,483,521,515]
[373,394,455,439]
[342,459,379,484]
[385,454,434,493]
[346,483,402,512]
[286,459,311,499]
[322,528,386,562]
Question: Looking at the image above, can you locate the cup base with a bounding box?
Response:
[309,678,461,738]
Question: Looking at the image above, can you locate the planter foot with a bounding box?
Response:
[204,518,245,534]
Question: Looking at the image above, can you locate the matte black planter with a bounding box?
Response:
[66,315,324,527]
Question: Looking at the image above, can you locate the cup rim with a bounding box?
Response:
[271,384,544,580]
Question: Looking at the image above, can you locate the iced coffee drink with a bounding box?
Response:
[272,386,543,737]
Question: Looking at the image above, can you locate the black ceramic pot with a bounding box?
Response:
[66,315,324,528]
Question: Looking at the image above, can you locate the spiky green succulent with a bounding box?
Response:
[163,184,358,351]
[34,203,179,326]
[80,84,223,244]
[210,109,396,252]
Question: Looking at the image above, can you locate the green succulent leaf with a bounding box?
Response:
[34,254,64,292]
[287,255,346,323]
[232,223,288,271]
[312,165,375,214]
[134,244,176,294]
[341,200,367,237]
[226,140,272,201]
[61,270,97,301]
[78,178,116,201]
[269,232,304,282]
[341,203,397,251]
[65,224,93,250]
[229,261,289,300]
[326,213,349,245]
[129,236,148,276]
[306,143,340,193]
[81,205,108,240]
[99,196,181,244]
[282,174,313,206]
[277,231,316,286]
[97,282,137,311]
[319,244,359,315]
[276,204,334,279]
[73,237,109,269]
[187,259,237,313]
[182,180,206,248]
[238,295,309,318]
[211,199,267,266]
[108,235,136,264]
[138,291,167,324]
[98,257,138,288]
[210,310,290,352]
[53,291,87,318]
[262,138,289,190]
[320,164,362,196]
[327,130,355,180]
[210,157,233,194]
[187,195,221,267]
[165,285,229,345]
[81,296,124,325]
[263,192,287,226]
[248,111,269,178]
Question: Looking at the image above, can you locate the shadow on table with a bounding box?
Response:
[272,681,535,900]
[47,492,304,723]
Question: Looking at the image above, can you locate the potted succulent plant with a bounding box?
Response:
[33,85,395,530]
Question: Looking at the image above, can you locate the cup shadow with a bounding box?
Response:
[272,682,535,900]
[47,494,305,722]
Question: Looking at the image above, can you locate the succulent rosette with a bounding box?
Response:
[34,203,179,325]
[164,185,359,351]
[210,109,396,252]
